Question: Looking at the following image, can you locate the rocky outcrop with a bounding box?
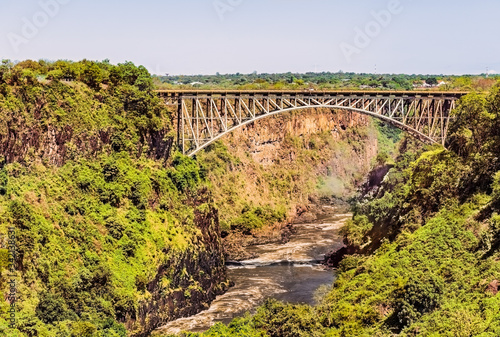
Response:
[293,196,351,224]
[0,118,173,166]
[360,164,393,197]
[323,163,395,268]
[323,245,359,268]
[127,190,230,336]
[487,280,499,295]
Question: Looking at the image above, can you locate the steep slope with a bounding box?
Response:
[197,109,385,234]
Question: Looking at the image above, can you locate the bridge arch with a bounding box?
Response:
[189,105,436,156]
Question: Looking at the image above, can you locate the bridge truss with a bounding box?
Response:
[158,90,465,156]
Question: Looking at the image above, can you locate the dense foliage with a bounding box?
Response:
[0,59,174,166]
[0,151,216,336]
[0,60,218,336]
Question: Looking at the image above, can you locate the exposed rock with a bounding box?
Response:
[323,245,359,268]
[377,303,392,318]
[224,224,295,261]
[487,280,499,295]
[228,108,377,173]
[0,123,173,166]
[360,164,393,197]
[323,164,395,268]
[221,108,378,260]
[293,211,317,223]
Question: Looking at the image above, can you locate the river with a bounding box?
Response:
[154,212,350,335]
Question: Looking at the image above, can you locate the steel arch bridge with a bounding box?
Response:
[157,90,467,156]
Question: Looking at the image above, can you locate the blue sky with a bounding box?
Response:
[0,0,499,75]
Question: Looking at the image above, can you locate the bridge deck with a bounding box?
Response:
[156,90,468,98]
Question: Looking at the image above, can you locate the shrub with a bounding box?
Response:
[390,273,444,330]
[36,292,76,324]
[169,153,203,192]
[340,215,373,246]
[253,299,325,337]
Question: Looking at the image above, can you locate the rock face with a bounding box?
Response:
[128,191,229,337]
[221,108,385,269]
[227,108,377,171]
[224,108,379,203]
[224,107,379,209]
[487,280,499,295]
[0,123,173,166]
[360,164,393,197]
[293,196,351,224]
[217,108,380,260]
[324,245,359,268]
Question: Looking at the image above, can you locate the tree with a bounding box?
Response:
[448,92,496,158]
[80,61,105,89]
[425,77,438,86]
[36,292,76,324]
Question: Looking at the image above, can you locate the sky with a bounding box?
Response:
[0,0,499,76]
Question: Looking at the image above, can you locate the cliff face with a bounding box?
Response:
[0,122,173,166]
[196,108,381,260]
[226,108,378,186]
[0,80,174,167]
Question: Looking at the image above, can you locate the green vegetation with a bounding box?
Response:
[156,72,499,91]
[0,150,217,336]
[0,59,222,336]
[0,59,172,165]
[374,120,402,165]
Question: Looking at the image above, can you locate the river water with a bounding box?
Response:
[155,212,350,335]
